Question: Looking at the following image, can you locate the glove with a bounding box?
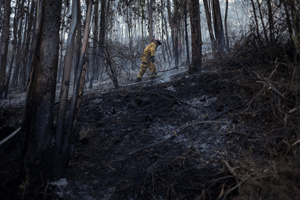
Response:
[151,56,155,63]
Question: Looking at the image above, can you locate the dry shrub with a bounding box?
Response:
[221,28,300,199]
[233,158,300,200]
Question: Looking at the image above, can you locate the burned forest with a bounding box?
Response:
[0,0,300,199]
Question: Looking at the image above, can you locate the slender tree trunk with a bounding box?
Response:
[98,0,106,80]
[11,0,25,88]
[57,28,64,83]
[250,0,261,44]
[163,16,172,64]
[74,1,82,83]
[65,0,93,168]
[167,0,174,59]
[55,0,78,175]
[203,0,216,51]
[25,0,38,85]
[22,0,62,179]
[224,0,229,50]
[0,0,11,99]
[174,0,179,68]
[283,0,292,40]
[3,6,19,98]
[140,0,145,48]
[184,0,190,67]
[90,0,98,88]
[257,0,268,44]
[19,0,35,87]
[212,0,225,52]
[266,0,274,44]
[161,0,166,62]
[189,0,202,73]
[148,0,153,42]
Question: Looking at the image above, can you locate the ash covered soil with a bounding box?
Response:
[0,65,261,199]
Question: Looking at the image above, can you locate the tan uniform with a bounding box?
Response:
[138,42,157,78]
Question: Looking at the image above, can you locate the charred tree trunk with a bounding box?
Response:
[98,0,106,80]
[148,0,153,42]
[161,0,166,62]
[25,0,38,85]
[0,0,11,99]
[184,0,190,67]
[189,0,202,73]
[22,0,62,180]
[203,0,216,51]
[224,0,229,50]
[212,0,225,52]
[174,0,179,69]
[74,1,82,83]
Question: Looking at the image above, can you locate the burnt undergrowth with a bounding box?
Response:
[1,37,300,199]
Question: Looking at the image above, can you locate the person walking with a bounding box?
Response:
[136,38,162,82]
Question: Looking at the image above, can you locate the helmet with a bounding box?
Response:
[153,38,162,45]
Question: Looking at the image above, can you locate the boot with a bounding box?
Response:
[150,75,156,80]
[136,76,142,82]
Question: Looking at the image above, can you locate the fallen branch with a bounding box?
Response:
[222,174,251,200]
[0,127,21,147]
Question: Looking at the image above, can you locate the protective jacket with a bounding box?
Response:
[138,42,157,78]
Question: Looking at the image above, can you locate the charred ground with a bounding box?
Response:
[1,50,300,199]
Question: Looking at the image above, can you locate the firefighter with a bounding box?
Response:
[136,38,162,82]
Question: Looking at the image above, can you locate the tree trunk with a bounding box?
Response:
[73,1,82,83]
[22,0,62,180]
[0,0,11,99]
[149,0,153,42]
[203,0,216,51]
[174,0,179,68]
[19,0,35,87]
[257,0,268,44]
[250,0,261,44]
[98,0,106,80]
[224,0,229,50]
[3,5,19,98]
[140,0,145,48]
[160,0,166,62]
[184,0,190,67]
[212,0,225,52]
[55,0,78,175]
[266,0,274,44]
[25,0,38,85]
[167,0,174,59]
[89,0,98,88]
[11,0,25,88]
[189,0,202,73]
[65,0,93,168]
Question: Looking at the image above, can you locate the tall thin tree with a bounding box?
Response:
[22,0,62,179]
[0,0,11,99]
[189,0,202,73]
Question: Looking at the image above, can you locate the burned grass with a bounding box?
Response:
[1,43,300,199]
